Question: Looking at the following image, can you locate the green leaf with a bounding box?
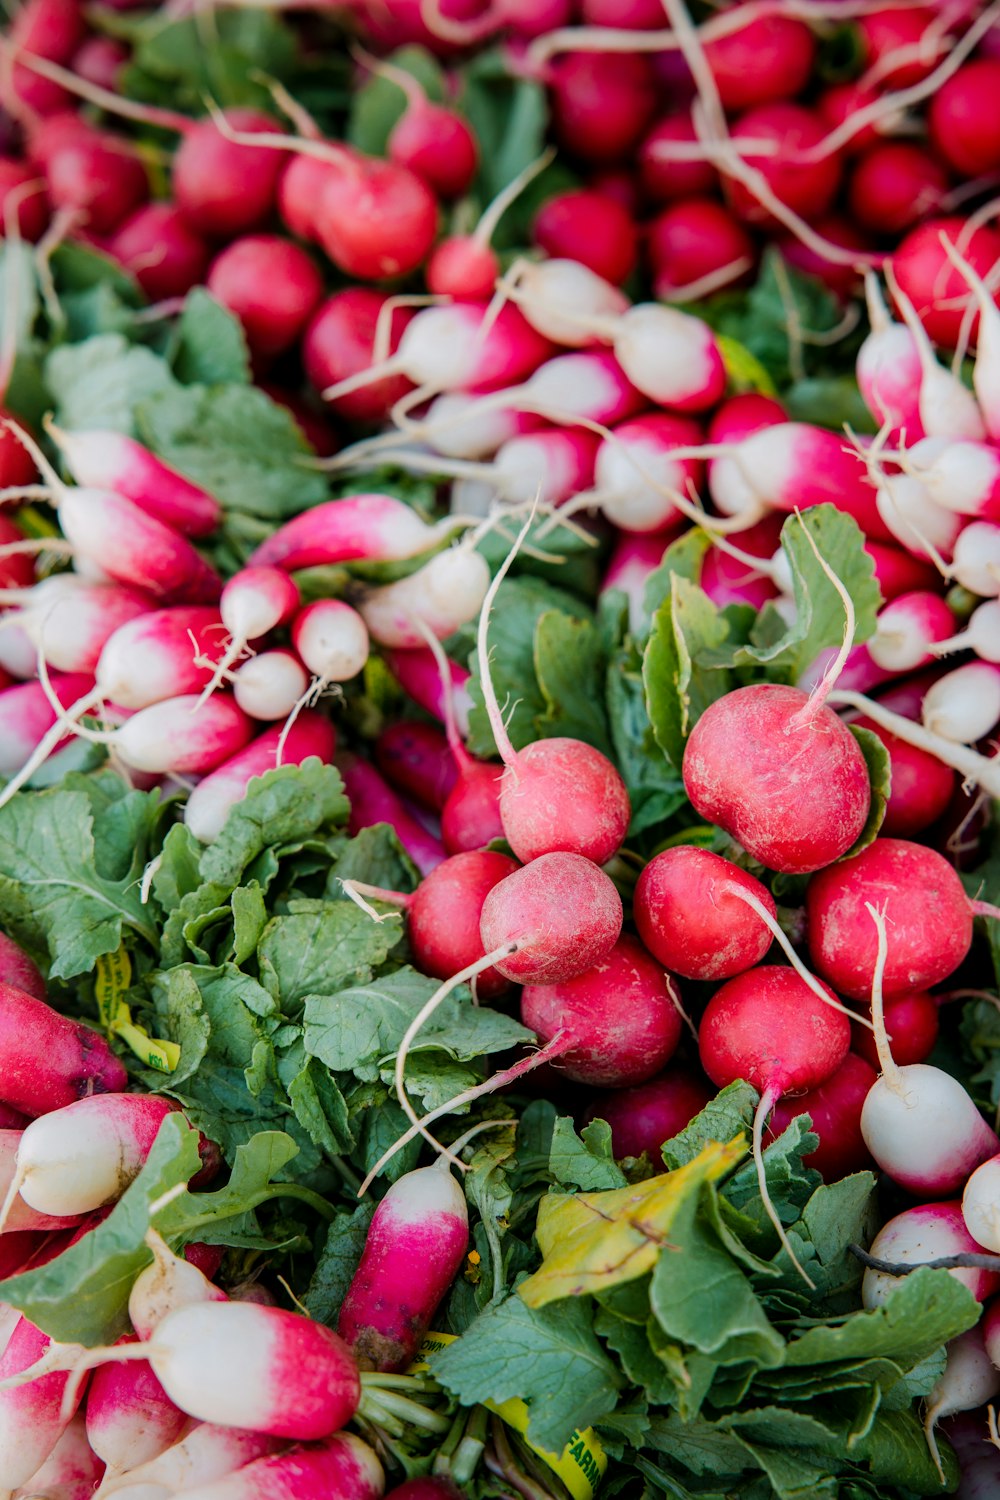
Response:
[605,637,688,838]
[348,46,445,155]
[663,1083,758,1171]
[429,1290,626,1457]
[782,1267,979,1371]
[785,375,878,435]
[549,1118,628,1192]
[0,241,39,352]
[257,902,402,1012]
[842,725,890,860]
[303,1202,375,1325]
[126,11,299,111]
[848,1411,958,1495]
[0,788,157,978]
[171,289,251,386]
[461,59,548,214]
[643,575,733,768]
[198,762,349,888]
[287,1056,353,1158]
[46,334,179,436]
[136,383,328,519]
[534,610,614,758]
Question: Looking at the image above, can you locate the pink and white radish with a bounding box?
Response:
[62,693,254,779]
[0,1130,84,1234]
[232,650,309,721]
[14,1409,104,1500]
[128,1230,228,1341]
[198,567,300,705]
[0,1315,88,1492]
[951,522,1000,597]
[94,607,227,710]
[0,981,126,1117]
[904,438,1000,522]
[338,1160,468,1372]
[933,601,1000,663]
[0,673,96,776]
[3,577,151,676]
[383,646,472,738]
[873,470,963,564]
[94,1423,279,1498]
[862,1202,1000,1310]
[357,548,490,649]
[85,1336,187,1480]
[160,1431,383,1500]
[925,1328,1000,1481]
[867,592,955,673]
[183,711,336,844]
[374,721,457,813]
[560,413,705,534]
[922,662,1000,742]
[339,756,445,877]
[497,257,629,347]
[709,423,886,538]
[856,273,924,438]
[248,495,463,574]
[44,425,221,538]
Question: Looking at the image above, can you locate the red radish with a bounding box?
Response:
[172,110,285,239]
[807,840,975,1002]
[72,34,128,91]
[548,51,657,165]
[129,1230,228,1341]
[95,606,226,710]
[0,931,45,1003]
[579,0,664,22]
[314,151,438,280]
[532,188,638,285]
[0,672,95,772]
[425,234,497,300]
[340,756,445,876]
[206,236,323,359]
[634,846,775,982]
[925,1328,1000,1480]
[375,721,457,812]
[384,646,472,738]
[233,650,310,722]
[75,1302,361,1440]
[521,934,683,1087]
[202,566,300,700]
[0,514,37,587]
[405,850,520,999]
[703,12,815,110]
[852,991,939,1070]
[44,131,147,234]
[891,218,1000,347]
[922,662,1000,743]
[699,965,852,1282]
[359,548,490,649]
[851,715,955,836]
[384,1481,463,1500]
[339,1161,468,1371]
[248,494,460,574]
[856,5,946,88]
[777,214,872,304]
[769,1052,877,1182]
[929,59,1000,175]
[46,426,221,538]
[359,54,477,200]
[0,982,126,1116]
[15,1408,104,1500]
[0,158,48,240]
[868,592,955,673]
[0,1315,87,1491]
[856,274,924,439]
[862,1202,1000,1309]
[85,1336,187,1479]
[105,202,211,301]
[303,290,415,425]
[724,103,842,230]
[163,1431,383,1500]
[6,0,84,117]
[479,851,622,986]
[648,197,754,300]
[583,1066,713,1163]
[865,542,937,602]
[847,143,947,237]
[683,684,872,875]
[183,712,336,844]
[639,112,717,204]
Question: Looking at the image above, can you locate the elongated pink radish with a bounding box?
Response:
[480,851,623,986]
[96,1424,279,1498]
[498,257,630,348]
[699,965,852,1284]
[394,429,600,512]
[8,578,150,676]
[199,567,300,704]
[583,1066,713,1166]
[769,1052,877,1183]
[423,349,645,441]
[0,1130,84,1234]
[565,412,704,534]
[862,1202,1000,1309]
[938,235,1000,443]
[96,607,226,711]
[0,931,45,1004]
[407,850,519,1000]
[868,592,955,673]
[922,662,1000,743]
[2,1095,178,1221]
[374,721,457,813]
[925,1328,1000,1481]
[164,1431,383,1500]
[248,495,461,574]
[14,1408,103,1500]
[906,438,1000,522]
[476,523,630,864]
[0,672,95,774]
[129,1231,228,1341]
[339,756,445,877]
[85,1336,187,1480]
[933,601,1000,664]
[874,470,963,563]
[856,273,924,438]
[231,650,308,722]
[339,1161,467,1373]
[522,934,683,1087]
[0,982,126,1117]
[383,646,472,737]
[710,424,888,539]
[683,683,871,875]
[887,271,987,438]
[865,541,938,603]
[44,426,221,538]
[71,1303,361,1441]
[634,846,776,982]
[359,549,490,649]
[405,394,539,462]
[0,1315,88,1492]
[851,715,955,837]
[184,712,336,844]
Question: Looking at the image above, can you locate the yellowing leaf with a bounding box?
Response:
[519,1136,747,1309]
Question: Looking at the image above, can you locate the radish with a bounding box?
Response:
[945,1409,1000,1500]
[339,1160,468,1372]
[1,1094,178,1222]
[172,110,286,239]
[701,515,784,612]
[94,606,226,711]
[933,601,1000,663]
[362,52,478,200]
[709,424,886,537]
[683,683,872,875]
[951,522,1000,597]
[389,428,601,513]
[0,931,45,1003]
[925,1328,1000,1481]
[423,349,646,441]
[159,1431,383,1500]
[856,4,947,88]
[600,528,679,631]
[559,412,703,534]
[847,142,947,236]
[873,472,963,564]
[85,1337,187,1479]
[6,0,85,116]
[129,1231,228,1341]
[105,202,210,302]
[583,1066,713,1164]
[14,1409,104,1500]
[867,592,955,673]
[0,1315,88,1492]
[648,197,754,301]
[940,236,1000,445]
[199,567,300,704]
[548,50,657,166]
[206,236,323,360]
[532,188,638,285]
[699,966,852,1283]
[485,258,629,353]
[70,1303,361,1441]
[702,11,815,110]
[358,548,490,649]
[0,1130,84,1233]
[43,131,148,235]
[891,218,1000,347]
[479,851,623,986]
[883,275,986,442]
[0,514,37,591]
[374,721,457,813]
[0,158,48,241]
[390,849,520,999]
[0,672,96,773]
[248,495,462,574]
[0,982,126,1117]
[313,150,438,282]
[862,1202,1000,1309]
[339,756,445,877]
[769,1052,877,1183]
[60,692,254,779]
[850,715,955,837]
[93,1423,279,1497]
[929,59,1000,176]
[856,274,924,440]
[7,577,151,676]
[384,646,471,738]
[233,650,309,722]
[287,598,369,696]
[922,662,1000,743]
[303,289,415,425]
[639,111,717,204]
[633,846,776,982]
[184,712,337,844]
[72,34,128,91]
[866,541,938,602]
[46,424,220,539]
[904,438,1000,522]
[724,103,843,230]
[852,992,939,1069]
[425,147,555,301]
[521,934,683,1087]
